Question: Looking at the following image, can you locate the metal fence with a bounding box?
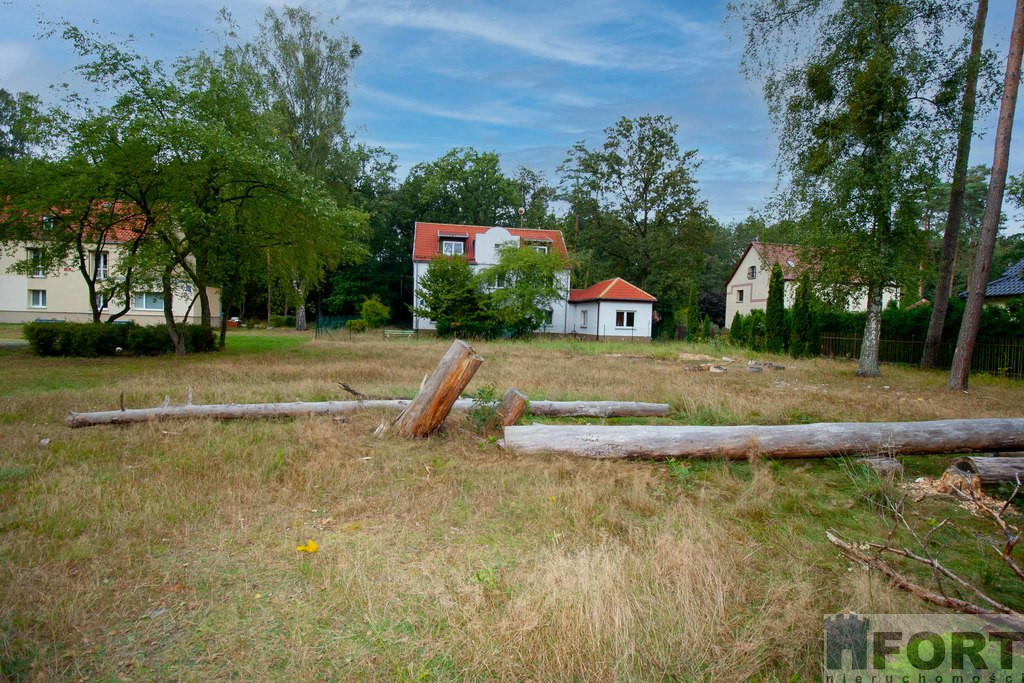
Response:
[819,334,1024,379]
[313,315,358,339]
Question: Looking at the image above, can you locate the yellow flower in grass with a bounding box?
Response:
[296,539,319,553]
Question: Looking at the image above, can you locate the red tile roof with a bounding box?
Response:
[2,200,150,244]
[413,222,569,263]
[569,277,656,303]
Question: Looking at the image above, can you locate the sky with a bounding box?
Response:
[0,0,1021,229]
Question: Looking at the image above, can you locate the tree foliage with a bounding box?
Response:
[734,0,970,375]
[478,246,567,338]
[765,264,786,352]
[561,115,713,314]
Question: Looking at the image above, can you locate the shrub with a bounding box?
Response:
[729,312,748,346]
[127,325,173,355]
[346,318,368,333]
[184,324,216,353]
[268,314,288,328]
[23,322,133,357]
[360,296,391,329]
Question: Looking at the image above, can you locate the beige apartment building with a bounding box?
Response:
[0,244,219,325]
[725,241,898,326]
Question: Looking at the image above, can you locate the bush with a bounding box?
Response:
[346,318,368,333]
[360,296,391,329]
[24,321,217,357]
[24,322,132,357]
[184,324,216,353]
[127,325,173,355]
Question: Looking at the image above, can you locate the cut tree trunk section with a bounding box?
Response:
[387,339,483,437]
[500,419,1024,460]
[948,456,1024,485]
[496,388,528,427]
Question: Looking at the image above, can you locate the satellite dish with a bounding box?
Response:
[517,207,525,216]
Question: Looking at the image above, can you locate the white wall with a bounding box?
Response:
[593,301,653,340]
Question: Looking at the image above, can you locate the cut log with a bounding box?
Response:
[387,339,484,438]
[524,401,669,418]
[948,456,1024,486]
[66,398,671,428]
[861,457,904,478]
[500,419,1024,460]
[496,388,528,427]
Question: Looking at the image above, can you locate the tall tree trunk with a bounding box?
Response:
[198,284,211,328]
[161,267,186,356]
[294,280,307,332]
[856,284,883,377]
[922,0,989,368]
[949,0,1024,391]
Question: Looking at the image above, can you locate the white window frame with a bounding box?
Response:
[615,310,636,329]
[531,244,549,254]
[441,240,464,256]
[28,248,44,278]
[95,251,108,280]
[133,291,165,311]
[541,309,554,326]
[96,293,107,311]
[29,289,46,308]
[580,309,588,329]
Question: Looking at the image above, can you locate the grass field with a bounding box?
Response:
[1,329,1021,680]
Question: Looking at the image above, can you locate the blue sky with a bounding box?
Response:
[0,0,1021,228]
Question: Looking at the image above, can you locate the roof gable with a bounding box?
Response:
[413,222,569,263]
[569,277,656,303]
[726,240,807,286]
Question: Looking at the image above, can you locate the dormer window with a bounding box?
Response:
[747,266,757,280]
[441,240,464,256]
[531,244,549,254]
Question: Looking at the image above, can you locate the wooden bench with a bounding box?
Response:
[383,329,416,339]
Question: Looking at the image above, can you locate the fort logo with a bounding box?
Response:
[824,613,1024,682]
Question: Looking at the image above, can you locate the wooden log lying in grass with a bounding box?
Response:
[948,456,1024,485]
[524,400,669,418]
[388,339,484,438]
[66,398,672,428]
[496,388,528,427]
[500,419,1024,460]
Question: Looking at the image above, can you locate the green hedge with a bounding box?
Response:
[23,322,217,357]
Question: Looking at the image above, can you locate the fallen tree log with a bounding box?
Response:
[500,419,1024,460]
[948,456,1024,486]
[66,398,670,428]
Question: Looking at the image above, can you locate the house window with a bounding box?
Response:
[541,309,553,325]
[491,272,506,289]
[580,309,588,328]
[747,266,757,280]
[737,290,744,303]
[441,240,464,256]
[28,248,44,278]
[95,251,108,280]
[615,310,635,328]
[29,289,46,308]
[96,293,106,311]
[133,292,164,311]
[531,244,549,254]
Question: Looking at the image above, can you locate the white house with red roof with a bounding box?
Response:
[725,240,897,326]
[412,222,656,339]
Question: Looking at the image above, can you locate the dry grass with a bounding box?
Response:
[0,330,1020,680]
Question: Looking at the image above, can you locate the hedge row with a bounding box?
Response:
[23,322,216,357]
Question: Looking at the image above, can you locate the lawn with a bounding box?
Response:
[1,329,1021,680]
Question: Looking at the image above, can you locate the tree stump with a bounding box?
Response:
[496,388,528,427]
[390,339,484,438]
